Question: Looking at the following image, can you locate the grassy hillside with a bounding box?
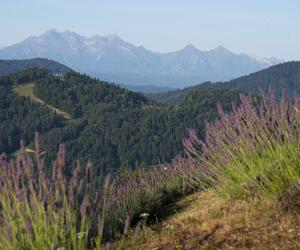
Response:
[117,191,300,249]
[116,90,300,249]
[0,58,72,76]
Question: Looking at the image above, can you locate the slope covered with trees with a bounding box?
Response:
[0,68,241,176]
[35,71,241,174]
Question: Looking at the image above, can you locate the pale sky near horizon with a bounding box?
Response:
[1,0,300,60]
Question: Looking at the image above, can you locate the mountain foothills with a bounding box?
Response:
[0,29,282,88]
[0,67,241,176]
[149,61,300,104]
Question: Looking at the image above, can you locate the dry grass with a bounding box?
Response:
[114,191,300,249]
[13,82,71,119]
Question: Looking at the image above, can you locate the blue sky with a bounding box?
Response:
[1,0,300,60]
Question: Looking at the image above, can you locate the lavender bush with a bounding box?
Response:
[183,90,300,199]
[0,133,112,249]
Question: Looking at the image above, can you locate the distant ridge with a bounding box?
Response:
[0,29,283,88]
[0,58,72,77]
[148,61,300,104]
[120,84,176,94]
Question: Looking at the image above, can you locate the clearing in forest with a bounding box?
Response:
[13,82,72,120]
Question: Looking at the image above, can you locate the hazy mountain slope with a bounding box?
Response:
[219,61,300,98]
[146,82,211,105]
[0,58,72,77]
[120,84,176,94]
[0,30,282,88]
[149,61,300,104]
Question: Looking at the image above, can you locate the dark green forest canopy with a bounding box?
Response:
[0,68,241,176]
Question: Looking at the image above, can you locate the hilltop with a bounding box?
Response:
[0,58,72,77]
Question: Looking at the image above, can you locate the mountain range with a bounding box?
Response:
[0,29,283,88]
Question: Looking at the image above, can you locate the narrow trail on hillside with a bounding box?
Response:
[13,82,72,120]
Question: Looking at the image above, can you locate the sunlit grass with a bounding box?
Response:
[115,190,300,249]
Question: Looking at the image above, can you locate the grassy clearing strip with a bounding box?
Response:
[13,83,72,120]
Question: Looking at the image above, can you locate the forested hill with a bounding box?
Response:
[0,58,72,77]
[149,61,300,104]
[0,68,241,176]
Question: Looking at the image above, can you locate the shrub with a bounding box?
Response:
[102,163,192,240]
